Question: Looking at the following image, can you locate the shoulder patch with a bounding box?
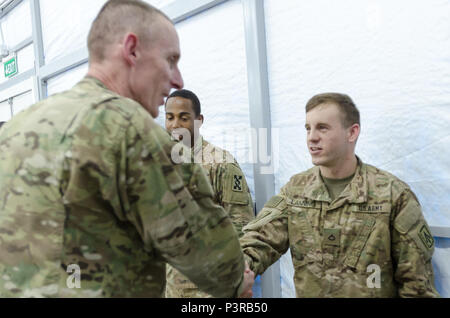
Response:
[222,163,250,205]
[418,224,434,250]
[232,174,243,192]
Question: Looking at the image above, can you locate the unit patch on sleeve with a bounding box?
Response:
[418,224,434,250]
[232,175,243,192]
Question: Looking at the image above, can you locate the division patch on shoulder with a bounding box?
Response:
[232,174,243,192]
[418,224,434,250]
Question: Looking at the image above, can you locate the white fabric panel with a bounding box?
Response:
[265,0,450,297]
[11,90,33,115]
[40,0,106,64]
[155,0,255,198]
[0,100,11,121]
[1,0,32,49]
[46,63,88,96]
[16,44,34,74]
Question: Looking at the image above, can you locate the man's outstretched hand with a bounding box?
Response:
[239,262,255,298]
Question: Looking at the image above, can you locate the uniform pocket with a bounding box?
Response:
[344,215,376,269]
[288,206,318,264]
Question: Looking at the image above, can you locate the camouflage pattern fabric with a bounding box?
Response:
[240,157,440,297]
[166,138,254,298]
[0,76,246,298]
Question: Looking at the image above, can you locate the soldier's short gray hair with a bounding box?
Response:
[87,0,171,62]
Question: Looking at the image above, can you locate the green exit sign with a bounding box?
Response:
[4,56,18,78]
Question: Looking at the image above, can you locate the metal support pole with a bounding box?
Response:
[29,0,46,100]
[242,0,281,298]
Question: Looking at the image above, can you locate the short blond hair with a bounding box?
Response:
[87,0,171,62]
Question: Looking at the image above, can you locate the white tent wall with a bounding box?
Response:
[264,0,450,297]
[0,0,33,85]
[0,0,448,298]
[0,100,11,121]
[39,0,105,64]
[46,63,88,96]
[0,43,34,85]
[1,0,31,48]
[10,89,33,114]
[16,44,34,74]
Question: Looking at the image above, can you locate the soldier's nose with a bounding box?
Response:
[308,129,319,141]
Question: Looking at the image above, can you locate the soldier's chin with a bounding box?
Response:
[147,104,159,118]
[311,157,322,166]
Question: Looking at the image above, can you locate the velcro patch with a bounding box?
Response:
[222,164,249,204]
[232,174,243,192]
[418,224,434,250]
[394,206,422,234]
[323,228,340,247]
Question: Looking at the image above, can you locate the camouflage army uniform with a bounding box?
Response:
[240,157,440,297]
[0,76,247,298]
[166,137,254,298]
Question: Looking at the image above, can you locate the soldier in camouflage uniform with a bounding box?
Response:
[0,0,254,298]
[240,93,440,297]
[164,89,255,297]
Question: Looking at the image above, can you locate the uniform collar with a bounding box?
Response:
[302,156,368,205]
[82,75,110,91]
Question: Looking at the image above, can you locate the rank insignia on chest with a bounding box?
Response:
[323,228,341,247]
[232,175,243,192]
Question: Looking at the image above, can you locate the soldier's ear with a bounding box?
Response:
[122,32,138,66]
[348,123,360,143]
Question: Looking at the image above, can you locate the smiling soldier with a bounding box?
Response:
[240,92,440,297]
